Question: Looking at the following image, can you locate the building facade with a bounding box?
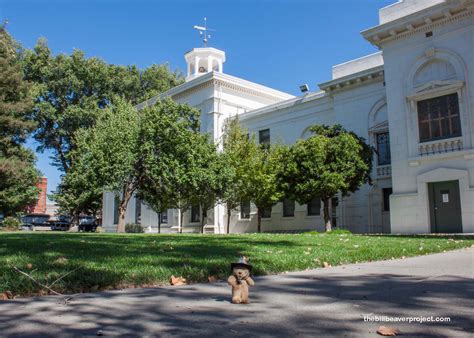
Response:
[102,0,474,234]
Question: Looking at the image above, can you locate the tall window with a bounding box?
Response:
[259,129,270,147]
[417,93,461,142]
[376,132,391,165]
[261,206,272,218]
[191,205,200,223]
[282,198,295,217]
[307,197,321,216]
[240,201,251,219]
[160,210,168,224]
[135,197,142,224]
[383,188,392,212]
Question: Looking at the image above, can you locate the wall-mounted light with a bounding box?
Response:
[299,84,309,93]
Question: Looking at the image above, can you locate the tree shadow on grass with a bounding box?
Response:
[0,233,301,295]
[1,232,473,297]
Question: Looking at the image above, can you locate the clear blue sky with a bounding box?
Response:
[0,0,394,200]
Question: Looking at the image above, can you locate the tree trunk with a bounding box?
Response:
[55,140,70,173]
[226,205,231,234]
[117,206,126,233]
[158,212,161,234]
[200,208,205,234]
[323,198,332,232]
[179,209,184,234]
[257,208,262,233]
[116,186,133,233]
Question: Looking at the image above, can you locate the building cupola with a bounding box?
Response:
[185,18,225,82]
[184,48,226,81]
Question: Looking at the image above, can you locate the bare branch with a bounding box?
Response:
[12,266,62,296]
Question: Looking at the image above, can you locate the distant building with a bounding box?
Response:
[26,177,47,214]
[45,203,59,220]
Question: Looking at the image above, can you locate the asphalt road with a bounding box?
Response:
[1,248,473,337]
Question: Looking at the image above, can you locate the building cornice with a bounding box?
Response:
[318,66,385,93]
[362,0,474,48]
[136,72,293,110]
[238,91,328,121]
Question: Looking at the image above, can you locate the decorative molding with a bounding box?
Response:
[171,77,294,102]
[319,67,384,93]
[136,71,293,110]
[409,148,474,164]
[418,137,463,156]
[213,79,289,101]
[367,97,388,130]
[369,121,389,133]
[171,80,214,100]
[376,165,392,178]
[424,46,436,58]
[406,80,464,101]
[363,4,473,47]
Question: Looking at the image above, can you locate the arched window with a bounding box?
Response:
[413,60,456,87]
[368,99,390,168]
[408,57,463,145]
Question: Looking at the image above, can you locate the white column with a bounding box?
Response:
[194,56,200,75]
[207,57,212,73]
[218,60,223,73]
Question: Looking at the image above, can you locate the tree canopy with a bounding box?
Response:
[245,142,285,233]
[138,99,201,232]
[277,124,373,232]
[221,118,251,233]
[66,98,142,232]
[0,25,40,215]
[22,39,184,173]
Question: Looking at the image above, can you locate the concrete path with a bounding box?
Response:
[1,248,473,337]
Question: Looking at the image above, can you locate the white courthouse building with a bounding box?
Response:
[102,0,474,234]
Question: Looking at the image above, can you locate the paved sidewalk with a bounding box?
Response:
[1,248,473,337]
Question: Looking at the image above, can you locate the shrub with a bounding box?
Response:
[2,217,21,230]
[125,223,144,233]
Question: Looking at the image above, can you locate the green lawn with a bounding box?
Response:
[0,232,472,297]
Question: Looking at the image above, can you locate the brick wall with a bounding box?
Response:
[26,177,47,214]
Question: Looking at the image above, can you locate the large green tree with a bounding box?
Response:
[22,39,184,173]
[221,118,254,233]
[184,133,232,233]
[277,124,373,232]
[0,25,40,215]
[22,39,184,215]
[69,99,142,232]
[244,139,284,233]
[139,99,223,234]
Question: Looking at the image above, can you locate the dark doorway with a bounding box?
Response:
[428,180,463,233]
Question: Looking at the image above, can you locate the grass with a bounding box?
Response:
[0,232,472,297]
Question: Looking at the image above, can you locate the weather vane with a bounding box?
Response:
[193,17,215,47]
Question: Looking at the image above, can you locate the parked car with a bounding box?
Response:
[21,214,51,230]
[50,215,72,231]
[78,216,98,232]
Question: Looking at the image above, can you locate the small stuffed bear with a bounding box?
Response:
[227,257,255,304]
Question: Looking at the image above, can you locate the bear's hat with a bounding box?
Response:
[231,256,252,272]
